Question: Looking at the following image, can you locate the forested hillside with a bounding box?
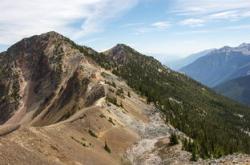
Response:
[215,75,250,106]
[74,43,250,159]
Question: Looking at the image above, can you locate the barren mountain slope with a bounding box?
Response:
[0,32,185,164]
[0,32,249,165]
[0,55,189,164]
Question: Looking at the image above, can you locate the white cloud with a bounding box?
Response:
[176,30,211,35]
[180,18,205,27]
[0,0,138,45]
[151,21,171,30]
[176,1,250,28]
[209,10,250,21]
[134,27,152,35]
[121,22,145,28]
[180,9,250,28]
[209,11,239,20]
[133,21,171,35]
[174,0,250,15]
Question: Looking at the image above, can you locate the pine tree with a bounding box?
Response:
[191,141,199,161]
[170,133,179,146]
[128,91,131,97]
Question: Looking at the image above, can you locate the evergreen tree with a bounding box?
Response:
[191,141,199,161]
[170,133,179,146]
[128,91,131,97]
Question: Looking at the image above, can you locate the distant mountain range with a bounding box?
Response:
[166,49,215,70]
[178,43,250,106]
[214,75,250,106]
[180,43,250,87]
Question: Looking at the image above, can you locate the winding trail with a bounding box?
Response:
[0,124,21,136]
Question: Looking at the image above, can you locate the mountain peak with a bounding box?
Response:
[239,43,250,48]
[210,43,250,56]
[111,43,135,52]
[20,31,66,44]
[7,31,74,56]
[38,31,65,39]
[103,43,138,64]
[114,43,128,48]
[0,31,85,125]
[30,31,70,43]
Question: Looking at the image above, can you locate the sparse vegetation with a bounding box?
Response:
[88,129,98,138]
[108,117,115,125]
[83,44,250,159]
[190,141,199,161]
[105,80,116,88]
[116,88,124,96]
[112,82,116,88]
[101,72,111,78]
[120,102,123,108]
[128,91,131,97]
[169,133,179,146]
[71,136,89,147]
[116,88,125,99]
[106,96,118,106]
[99,114,106,118]
[108,88,115,93]
[104,140,111,153]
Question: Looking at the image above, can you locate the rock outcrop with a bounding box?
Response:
[0,32,104,126]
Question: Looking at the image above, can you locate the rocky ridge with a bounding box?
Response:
[0,32,249,164]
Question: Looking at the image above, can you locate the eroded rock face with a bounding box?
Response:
[0,47,25,124]
[85,84,105,107]
[0,32,104,126]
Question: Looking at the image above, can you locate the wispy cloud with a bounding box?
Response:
[151,21,171,30]
[174,0,250,15]
[122,22,145,28]
[180,18,205,27]
[134,27,152,35]
[176,30,211,35]
[208,10,250,21]
[209,11,239,20]
[175,0,250,27]
[176,24,250,36]
[133,21,171,35]
[0,0,138,45]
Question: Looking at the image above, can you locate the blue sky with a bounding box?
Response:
[1,0,250,62]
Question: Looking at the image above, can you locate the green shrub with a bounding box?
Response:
[108,117,115,125]
[169,133,179,146]
[104,141,111,153]
[106,96,118,106]
[190,142,199,161]
[88,129,98,138]
[116,88,124,95]
[128,91,131,97]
